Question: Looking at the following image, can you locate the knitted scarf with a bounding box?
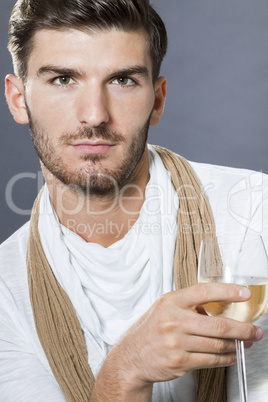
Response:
[26,146,226,401]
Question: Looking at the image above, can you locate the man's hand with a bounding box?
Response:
[91,283,263,401]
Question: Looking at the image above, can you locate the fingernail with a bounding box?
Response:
[239,287,251,299]
[255,328,263,341]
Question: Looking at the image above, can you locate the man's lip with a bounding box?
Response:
[71,142,114,154]
[71,140,113,146]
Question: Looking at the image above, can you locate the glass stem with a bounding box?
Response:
[236,339,248,402]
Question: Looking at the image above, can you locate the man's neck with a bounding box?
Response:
[42,151,150,247]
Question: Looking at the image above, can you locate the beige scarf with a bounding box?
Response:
[26,146,226,401]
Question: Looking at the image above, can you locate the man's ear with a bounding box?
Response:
[150,76,167,126]
[5,74,29,124]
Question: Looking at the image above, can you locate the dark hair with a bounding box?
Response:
[8,0,168,82]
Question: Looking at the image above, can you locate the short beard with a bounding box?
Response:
[27,106,150,196]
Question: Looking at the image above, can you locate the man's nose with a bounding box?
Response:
[76,84,110,127]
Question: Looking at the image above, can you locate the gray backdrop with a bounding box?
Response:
[1,0,268,243]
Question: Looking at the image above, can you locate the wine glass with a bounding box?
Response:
[198,233,268,402]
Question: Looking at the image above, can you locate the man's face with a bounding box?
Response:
[22,28,161,195]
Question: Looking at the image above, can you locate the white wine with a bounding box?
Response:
[200,276,268,323]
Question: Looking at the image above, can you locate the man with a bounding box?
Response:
[1,0,267,401]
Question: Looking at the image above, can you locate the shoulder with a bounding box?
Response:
[189,161,268,237]
[189,160,268,205]
[0,221,30,263]
[150,144,268,235]
[149,144,268,192]
[190,160,268,187]
[0,222,35,345]
[0,221,30,296]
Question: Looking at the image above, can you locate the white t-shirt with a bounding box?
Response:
[0,145,267,401]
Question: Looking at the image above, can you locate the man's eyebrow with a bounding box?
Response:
[109,66,150,79]
[37,66,83,77]
[36,65,150,79]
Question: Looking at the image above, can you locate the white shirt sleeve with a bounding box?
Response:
[0,226,65,402]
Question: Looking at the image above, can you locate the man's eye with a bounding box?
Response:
[112,77,135,86]
[53,76,75,85]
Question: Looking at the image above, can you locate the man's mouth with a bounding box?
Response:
[71,141,115,154]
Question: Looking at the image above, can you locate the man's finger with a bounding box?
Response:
[181,314,263,341]
[176,283,251,308]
